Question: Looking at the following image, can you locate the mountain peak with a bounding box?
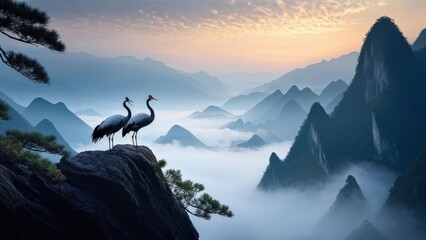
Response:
[356,16,412,103]
[308,102,328,119]
[335,175,367,204]
[412,28,426,51]
[286,85,300,94]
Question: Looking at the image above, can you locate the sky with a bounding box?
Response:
[24,0,426,75]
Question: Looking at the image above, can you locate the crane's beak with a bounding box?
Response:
[153,97,158,101]
[128,99,134,106]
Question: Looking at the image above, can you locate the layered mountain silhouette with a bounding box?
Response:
[221,92,268,111]
[240,90,284,122]
[180,70,230,99]
[261,100,307,140]
[23,97,93,147]
[412,28,426,51]
[259,17,426,188]
[0,51,226,110]
[222,119,258,132]
[315,176,370,239]
[319,79,348,106]
[253,86,317,124]
[236,135,266,149]
[155,125,206,148]
[189,105,234,119]
[74,108,101,116]
[249,51,358,93]
[0,95,77,154]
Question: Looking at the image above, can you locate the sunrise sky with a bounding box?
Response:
[25,0,426,75]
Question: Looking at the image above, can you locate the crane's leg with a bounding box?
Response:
[135,131,138,146]
[108,136,111,150]
[132,132,136,146]
[111,133,115,148]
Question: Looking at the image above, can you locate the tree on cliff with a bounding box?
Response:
[158,160,234,220]
[0,0,67,181]
[0,0,65,118]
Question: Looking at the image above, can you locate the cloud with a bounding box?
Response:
[27,0,389,39]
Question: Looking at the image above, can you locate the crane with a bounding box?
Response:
[122,95,157,146]
[92,96,133,149]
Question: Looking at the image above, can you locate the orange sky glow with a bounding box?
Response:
[29,0,426,75]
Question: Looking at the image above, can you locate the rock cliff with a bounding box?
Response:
[0,144,199,240]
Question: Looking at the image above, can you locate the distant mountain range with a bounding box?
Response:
[236,135,266,149]
[221,92,268,111]
[249,51,358,93]
[155,125,206,148]
[33,119,77,155]
[0,51,230,110]
[23,97,92,147]
[189,105,234,119]
[0,91,94,151]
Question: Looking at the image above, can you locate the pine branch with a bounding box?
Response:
[0,45,49,83]
[0,100,9,120]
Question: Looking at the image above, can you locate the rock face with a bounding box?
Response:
[0,145,199,240]
[258,17,426,189]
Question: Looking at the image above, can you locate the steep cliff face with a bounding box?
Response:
[259,17,426,189]
[0,145,199,240]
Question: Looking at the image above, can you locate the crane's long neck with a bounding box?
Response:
[123,101,132,121]
[147,99,155,121]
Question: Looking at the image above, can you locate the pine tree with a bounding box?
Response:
[158,160,234,220]
[0,0,65,84]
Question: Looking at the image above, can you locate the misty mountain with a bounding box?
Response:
[240,90,284,122]
[258,17,426,189]
[33,119,77,155]
[222,119,258,132]
[155,125,206,148]
[236,135,266,149]
[345,221,387,240]
[221,92,268,111]
[189,105,234,119]
[253,86,316,124]
[379,149,426,239]
[249,51,358,93]
[316,175,370,239]
[74,108,101,117]
[261,100,307,140]
[325,93,344,114]
[412,28,426,51]
[23,97,93,147]
[319,79,349,106]
[0,91,25,114]
[0,50,222,110]
[180,71,230,99]
[0,103,33,134]
[258,103,336,188]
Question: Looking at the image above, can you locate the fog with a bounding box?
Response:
[76,108,397,240]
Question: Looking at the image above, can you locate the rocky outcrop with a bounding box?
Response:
[0,145,199,240]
